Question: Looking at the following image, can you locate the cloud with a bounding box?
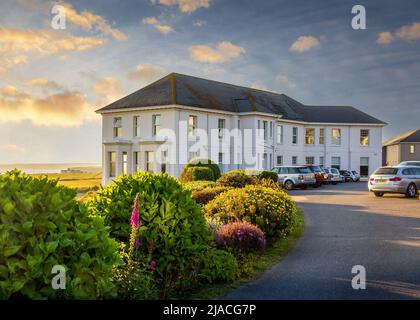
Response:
[377,32,393,44]
[189,41,245,63]
[193,20,206,27]
[127,64,167,83]
[151,0,210,13]
[62,2,127,41]
[0,55,27,76]
[0,87,96,127]
[290,35,320,53]
[93,77,126,105]
[377,21,420,45]
[0,27,105,56]
[276,74,297,88]
[24,78,62,90]
[1,144,25,154]
[142,17,174,34]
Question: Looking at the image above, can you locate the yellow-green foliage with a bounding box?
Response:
[182,180,216,191]
[204,185,298,239]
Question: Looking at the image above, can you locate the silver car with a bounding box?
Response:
[399,161,420,167]
[323,168,341,184]
[368,166,420,198]
[272,166,316,190]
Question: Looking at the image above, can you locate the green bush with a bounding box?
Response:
[180,166,215,183]
[198,249,238,283]
[216,170,256,188]
[184,158,221,180]
[191,186,231,206]
[182,180,216,191]
[87,171,232,297]
[0,170,120,299]
[257,170,279,183]
[204,185,298,239]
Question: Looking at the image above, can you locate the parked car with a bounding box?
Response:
[323,168,341,185]
[368,166,420,198]
[272,166,316,190]
[339,170,353,182]
[351,171,361,182]
[304,165,325,187]
[399,161,420,167]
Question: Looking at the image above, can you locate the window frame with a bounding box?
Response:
[109,151,116,178]
[319,128,325,145]
[292,127,298,145]
[360,129,370,146]
[305,128,315,145]
[152,115,161,136]
[218,118,226,139]
[133,116,140,137]
[113,117,122,138]
[331,128,341,145]
[188,115,197,137]
[277,125,283,144]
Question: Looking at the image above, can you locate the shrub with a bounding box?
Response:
[216,222,266,254]
[180,166,215,183]
[182,180,215,191]
[255,178,282,190]
[257,170,278,183]
[204,185,298,239]
[184,158,221,180]
[216,170,256,188]
[191,186,231,206]
[87,171,232,297]
[198,249,238,283]
[0,170,120,299]
[206,217,224,240]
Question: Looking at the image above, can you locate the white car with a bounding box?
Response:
[323,168,341,185]
[399,161,420,167]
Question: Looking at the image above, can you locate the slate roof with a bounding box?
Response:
[96,73,386,125]
[383,129,420,146]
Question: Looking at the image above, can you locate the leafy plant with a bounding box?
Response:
[216,170,256,188]
[204,185,298,239]
[257,171,279,183]
[182,180,216,191]
[191,186,231,206]
[216,221,266,254]
[183,158,221,180]
[0,170,120,300]
[87,171,233,297]
[180,166,215,183]
[198,249,238,283]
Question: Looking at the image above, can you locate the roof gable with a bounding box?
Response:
[383,129,420,146]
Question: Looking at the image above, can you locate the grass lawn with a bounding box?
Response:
[189,208,305,299]
[31,173,102,198]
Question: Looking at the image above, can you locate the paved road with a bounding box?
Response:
[225,182,420,299]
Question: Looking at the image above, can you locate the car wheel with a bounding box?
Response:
[284,180,294,191]
[374,192,384,197]
[406,184,417,198]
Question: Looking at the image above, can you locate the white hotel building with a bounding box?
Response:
[97,73,386,185]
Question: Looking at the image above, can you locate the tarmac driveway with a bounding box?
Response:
[225,182,420,299]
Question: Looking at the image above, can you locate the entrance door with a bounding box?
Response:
[360,157,369,177]
[146,151,155,172]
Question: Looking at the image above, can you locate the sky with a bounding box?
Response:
[0,0,419,164]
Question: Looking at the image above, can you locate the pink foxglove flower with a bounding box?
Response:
[130,193,139,228]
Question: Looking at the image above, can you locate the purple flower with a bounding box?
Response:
[130,193,140,228]
[149,260,157,270]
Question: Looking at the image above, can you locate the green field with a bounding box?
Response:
[31,173,102,197]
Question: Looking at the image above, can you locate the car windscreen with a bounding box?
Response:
[374,168,398,175]
[400,162,420,167]
[297,167,312,174]
[311,167,322,172]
